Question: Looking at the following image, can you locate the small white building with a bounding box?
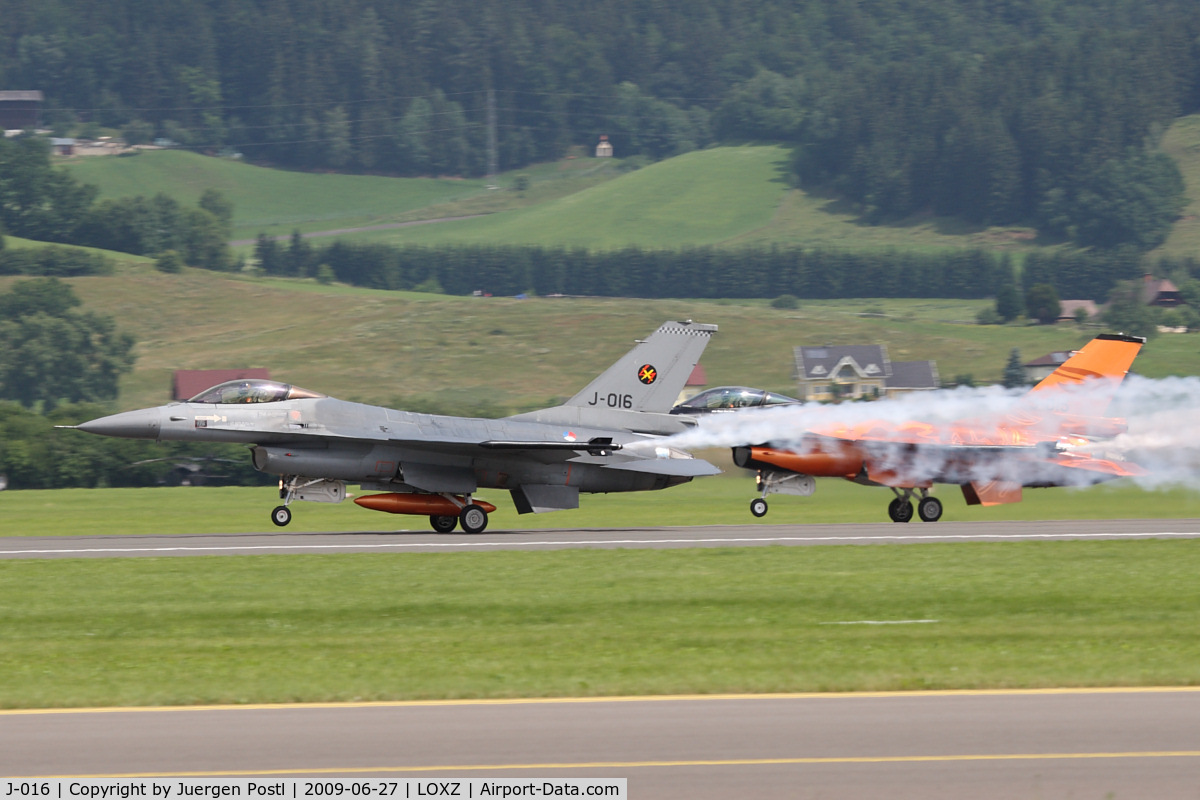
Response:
[595,135,613,157]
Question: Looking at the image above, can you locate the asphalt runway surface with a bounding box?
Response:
[5,690,1200,798]
[2,518,1200,559]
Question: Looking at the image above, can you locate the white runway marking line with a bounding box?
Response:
[3,530,1200,555]
[820,619,940,625]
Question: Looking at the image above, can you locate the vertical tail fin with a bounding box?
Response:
[564,321,717,414]
[1025,333,1144,417]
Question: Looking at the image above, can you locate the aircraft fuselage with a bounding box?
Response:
[79,397,690,495]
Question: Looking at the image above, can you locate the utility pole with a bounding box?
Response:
[486,88,498,189]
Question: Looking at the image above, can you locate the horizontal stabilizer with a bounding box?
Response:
[1048,454,1148,479]
[601,457,721,477]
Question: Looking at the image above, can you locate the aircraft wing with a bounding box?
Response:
[377,429,718,474]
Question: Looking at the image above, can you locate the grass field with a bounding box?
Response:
[3,539,1200,708]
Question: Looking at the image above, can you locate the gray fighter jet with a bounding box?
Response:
[67,321,720,532]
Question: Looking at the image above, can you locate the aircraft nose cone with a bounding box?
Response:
[76,408,162,439]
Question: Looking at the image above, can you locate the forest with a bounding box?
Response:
[2,0,1200,248]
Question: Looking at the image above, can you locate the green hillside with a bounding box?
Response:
[60,145,1044,254]
[363,146,791,249]
[63,150,486,242]
[6,263,1197,414]
[1157,114,1200,258]
[2,235,152,264]
[54,112,1200,256]
[364,146,1054,253]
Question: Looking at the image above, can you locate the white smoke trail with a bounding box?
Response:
[644,376,1200,492]
[1093,375,1200,489]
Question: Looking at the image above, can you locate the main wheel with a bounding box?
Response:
[459,503,489,534]
[917,496,943,522]
[271,505,292,527]
[430,514,458,533]
[750,497,769,518]
[887,498,913,523]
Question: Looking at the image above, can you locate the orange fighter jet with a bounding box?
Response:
[732,334,1148,522]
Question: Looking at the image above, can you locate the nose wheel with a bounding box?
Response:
[750,497,769,517]
[271,505,292,527]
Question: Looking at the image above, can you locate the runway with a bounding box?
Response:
[2,518,1199,559]
[5,689,1200,798]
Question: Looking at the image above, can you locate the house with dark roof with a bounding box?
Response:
[889,359,941,393]
[0,90,43,130]
[1057,299,1099,322]
[793,345,939,401]
[1022,351,1073,384]
[1141,274,1184,308]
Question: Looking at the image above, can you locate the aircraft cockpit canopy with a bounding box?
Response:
[671,386,800,414]
[188,379,327,405]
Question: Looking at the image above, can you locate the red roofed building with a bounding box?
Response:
[676,364,708,404]
[173,369,271,401]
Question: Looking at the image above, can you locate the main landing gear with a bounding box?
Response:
[454,503,490,534]
[887,488,942,523]
[430,515,457,533]
[428,501,490,534]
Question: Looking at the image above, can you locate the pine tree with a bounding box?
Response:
[1002,348,1026,388]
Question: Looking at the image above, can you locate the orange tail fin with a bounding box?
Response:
[1025,333,1144,416]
